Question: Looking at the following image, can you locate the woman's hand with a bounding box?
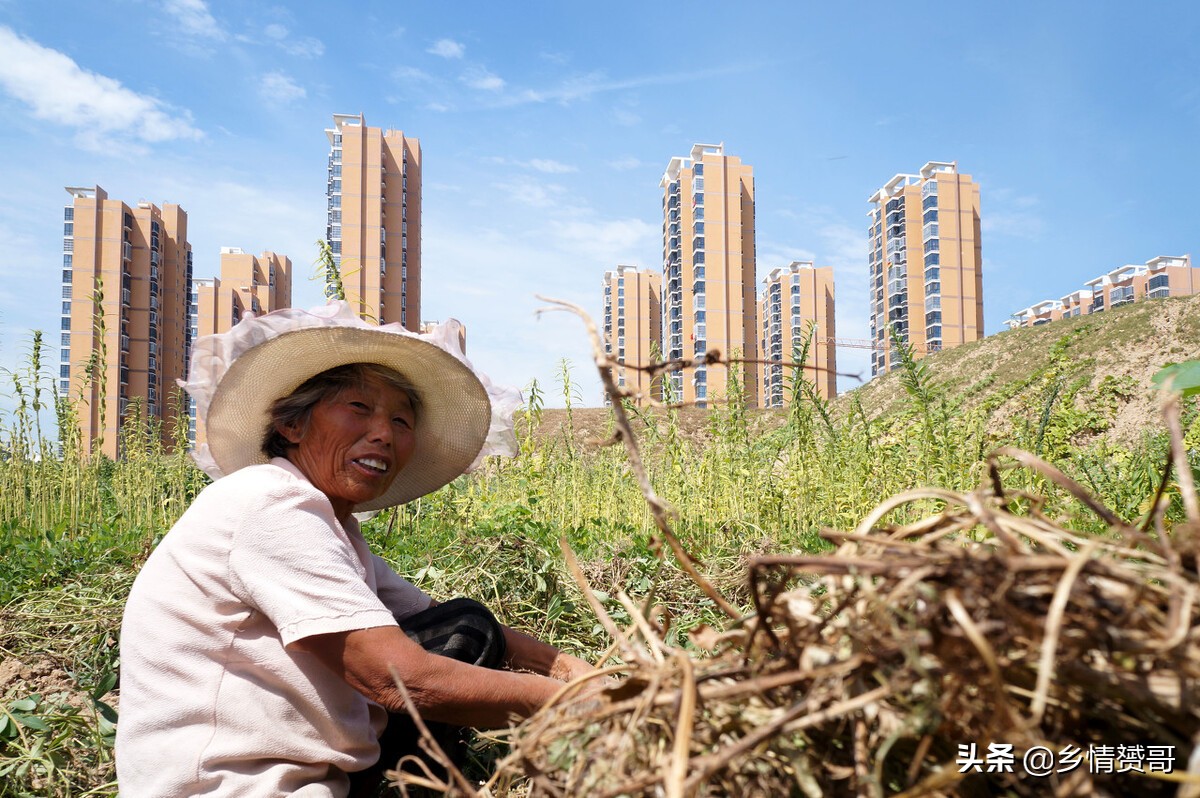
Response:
[549,651,597,684]
[290,625,562,728]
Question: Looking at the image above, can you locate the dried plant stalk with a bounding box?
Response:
[407,299,1200,797]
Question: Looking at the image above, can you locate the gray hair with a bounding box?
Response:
[261,363,421,459]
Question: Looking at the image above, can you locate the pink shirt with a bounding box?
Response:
[116,458,431,797]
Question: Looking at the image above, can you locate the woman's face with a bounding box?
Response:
[279,374,417,519]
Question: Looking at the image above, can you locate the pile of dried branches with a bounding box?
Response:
[388,300,1200,797]
[486,444,1200,797]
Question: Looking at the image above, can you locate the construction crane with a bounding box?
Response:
[818,337,933,353]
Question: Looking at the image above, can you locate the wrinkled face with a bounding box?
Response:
[279,375,417,519]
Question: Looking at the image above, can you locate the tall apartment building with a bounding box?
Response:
[602,265,663,403]
[759,262,837,405]
[1006,255,1197,328]
[868,162,983,376]
[325,113,421,329]
[190,248,293,446]
[660,143,757,406]
[61,185,193,458]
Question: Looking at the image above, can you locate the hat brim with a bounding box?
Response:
[205,326,490,511]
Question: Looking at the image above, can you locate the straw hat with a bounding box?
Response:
[180,301,521,511]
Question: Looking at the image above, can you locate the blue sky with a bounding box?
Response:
[0,1,1197,417]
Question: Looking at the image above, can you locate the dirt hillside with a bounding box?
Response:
[532,292,1200,448]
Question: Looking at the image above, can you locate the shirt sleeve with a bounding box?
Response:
[227,477,398,646]
[371,555,433,621]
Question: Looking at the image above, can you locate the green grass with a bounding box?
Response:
[1,308,1198,796]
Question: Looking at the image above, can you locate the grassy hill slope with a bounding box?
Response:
[536,292,1200,450]
[848,291,1200,446]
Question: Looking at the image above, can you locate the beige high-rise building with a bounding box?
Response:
[660,143,757,406]
[868,162,983,376]
[602,265,662,403]
[759,262,837,405]
[325,113,421,329]
[1006,254,1198,328]
[61,185,193,458]
[189,248,292,447]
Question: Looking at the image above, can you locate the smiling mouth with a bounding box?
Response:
[353,457,390,475]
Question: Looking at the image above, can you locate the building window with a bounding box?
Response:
[1148,274,1170,298]
[60,365,70,378]
[62,285,72,298]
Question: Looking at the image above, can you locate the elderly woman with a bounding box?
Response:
[115,303,594,796]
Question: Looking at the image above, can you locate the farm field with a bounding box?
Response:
[2,294,1200,796]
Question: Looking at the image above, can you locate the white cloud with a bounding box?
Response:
[259,71,306,106]
[162,0,225,40]
[0,26,203,151]
[492,178,567,208]
[608,156,645,171]
[261,23,324,58]
[496,62,765,108]
[545,218,658,267]
[428,38,465,59]
[282,36,324,58]
[394,66,434,83]
[527,159,576,174]
[981,187,1043,240]
[485,156,577,174]
[461,67,505,92]
[613,108,640,126]
[425,101,452,113]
